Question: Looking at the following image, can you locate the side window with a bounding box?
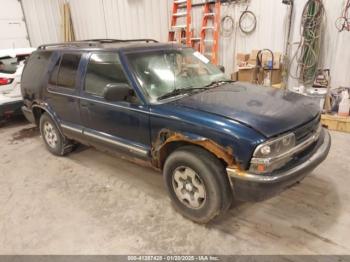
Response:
[49,59,60,85]
[84,53,130,97]
[50,53,81,89]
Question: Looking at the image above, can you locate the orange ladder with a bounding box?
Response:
[199,0,221,64]
[168,0,192,46]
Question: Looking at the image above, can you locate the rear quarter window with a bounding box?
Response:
[21,51,53,93]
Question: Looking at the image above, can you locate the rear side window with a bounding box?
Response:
[50,53,81,89]
[84,53,129,96]
[21,51,53,91]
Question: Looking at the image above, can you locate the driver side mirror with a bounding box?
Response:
[103,83,132,102]
[218,65,225,73]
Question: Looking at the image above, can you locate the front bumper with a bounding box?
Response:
[226,128,331,201]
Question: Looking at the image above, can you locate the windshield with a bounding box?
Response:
[126,48,228,102]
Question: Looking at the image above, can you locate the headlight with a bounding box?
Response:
[253,132,296,158]
[250,132,296,174]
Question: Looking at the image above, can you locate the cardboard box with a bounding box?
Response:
[274,52,282,69]
[271,69,282,84]
[246,50,283,69]
[261,52,282,69]
[321,114,350,133]
[238,68,257,83]
[247,59,257,66]
[236,53,250,62]
[250,49,260,61]
[236,53,250,67]
[248,49,260,67]
[231,71,238,81]
[257,69,282,85]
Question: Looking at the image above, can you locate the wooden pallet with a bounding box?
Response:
[321,114,350,133]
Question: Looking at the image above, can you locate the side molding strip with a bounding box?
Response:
[84,130,148,156]
[61,122,148,157]
[61,124,83,134]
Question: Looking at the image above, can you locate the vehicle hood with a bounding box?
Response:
[171,82,320,138]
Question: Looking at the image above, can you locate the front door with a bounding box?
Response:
[79,52,150,158]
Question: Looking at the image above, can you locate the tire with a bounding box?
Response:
[39,113,74,156]
[163,145,233,223]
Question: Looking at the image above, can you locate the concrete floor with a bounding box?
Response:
[0,118,350,255]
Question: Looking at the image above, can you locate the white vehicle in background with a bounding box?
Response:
[0,48,35,121]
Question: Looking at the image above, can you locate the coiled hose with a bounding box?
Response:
[290,0,325,86]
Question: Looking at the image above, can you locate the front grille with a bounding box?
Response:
[294,114,321,144]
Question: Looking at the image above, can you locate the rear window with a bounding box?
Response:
[0,54,29,74]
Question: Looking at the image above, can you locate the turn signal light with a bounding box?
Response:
[257,164,266,172]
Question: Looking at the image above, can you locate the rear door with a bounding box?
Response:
[45,52,83,128]
[79,52,150,158]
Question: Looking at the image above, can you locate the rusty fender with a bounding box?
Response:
[151,129,238,169]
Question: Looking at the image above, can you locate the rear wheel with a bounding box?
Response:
[39,113,75,156]
[163,145,233,223]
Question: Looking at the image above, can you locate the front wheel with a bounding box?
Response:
[163,145,233,223]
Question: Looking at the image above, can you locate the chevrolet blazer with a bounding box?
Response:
[20,39,331,223]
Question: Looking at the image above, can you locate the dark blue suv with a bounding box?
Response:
[21,39,331,223]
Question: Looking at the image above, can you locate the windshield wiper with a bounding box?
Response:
[157,80,234,101]
[157,86,208,101]
[204,80,234,88]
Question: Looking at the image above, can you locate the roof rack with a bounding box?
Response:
[37,41,100,50]
[82,38,159,43]
[37,39,159,50]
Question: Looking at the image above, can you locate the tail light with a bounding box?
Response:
[0,77,14,85]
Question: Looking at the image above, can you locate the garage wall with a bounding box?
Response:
[21,0,63,47]
[20,0,169,45]
[20,0,350,89]
[213,0,350,89]
[0,0,30,48]
[69,0,169,41]
[321,0,350,90]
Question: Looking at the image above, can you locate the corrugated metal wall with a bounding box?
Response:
[69,0,169,41]
[21,0,63,47]
[20,0,350,89]
[0,0,30,48]
[21,0,169,45]
[189,0,350,89]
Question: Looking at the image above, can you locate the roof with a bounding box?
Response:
[0,48,36,58]
[37,39,179,52]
